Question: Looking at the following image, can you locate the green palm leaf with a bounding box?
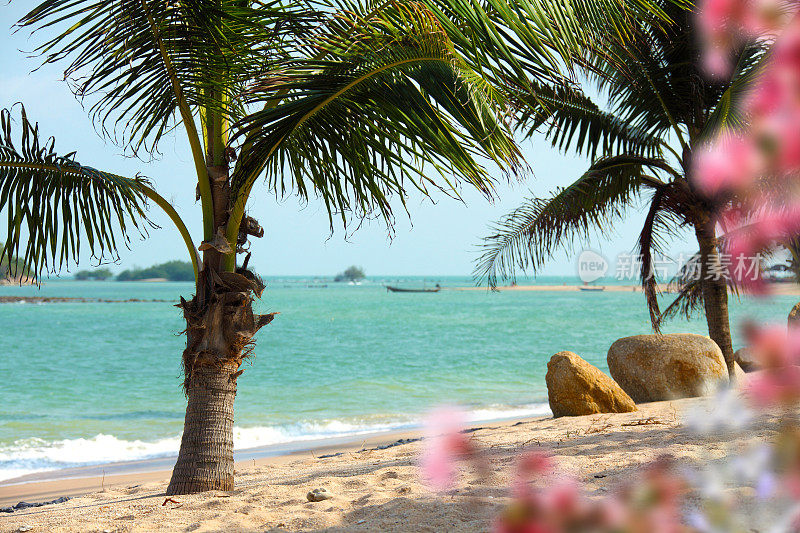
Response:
[515,79,664,160]
[0,105,152,280]
[17,0,315,155]
[230,1,523,229]
[700,44,766,139]
[475,154,669,287]
[635,181,692,328]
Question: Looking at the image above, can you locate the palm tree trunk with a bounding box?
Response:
[167,362,238,494]
[695,221,736,379]
[166,271,273,495]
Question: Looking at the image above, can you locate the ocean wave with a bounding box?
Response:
[0,403,550,483]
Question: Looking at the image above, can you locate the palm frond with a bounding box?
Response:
[17,0,317,155]
[515,79,664,160]
[700,44,767,139]
[0,105,152,280]
[657,251,746,327]
[653,222,784,328]
[230,0,522,230]
[657,254,706,325]
[635,181,693,330]
[475,154,669,287]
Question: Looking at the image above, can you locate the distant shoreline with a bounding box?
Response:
[449,284,658,293]
[0,296,172,304]
[449,283,800,296]
[4,281,800,299]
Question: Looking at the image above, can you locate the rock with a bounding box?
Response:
[545,351,637,417]
[306,488,333,502]
[790,302,800,328]
[735,347,759,373]
[607,334,728,403]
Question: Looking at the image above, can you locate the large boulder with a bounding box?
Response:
[545,351,637,417]
[607,334,728,403]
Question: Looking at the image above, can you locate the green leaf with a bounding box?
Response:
[0,105,152,280]
[475,154,671,287]
[17,0,318,155]
[515,79,664,160]
[230,0,523,229]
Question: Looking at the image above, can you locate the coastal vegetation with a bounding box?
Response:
[334,266,365,282]
[0,241,30,280]
[4,0,800,527]
[117,261,195,282]
[475,0,755,377]
[74,268,113,281]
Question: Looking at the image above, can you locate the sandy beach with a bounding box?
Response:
[0,396,783,532]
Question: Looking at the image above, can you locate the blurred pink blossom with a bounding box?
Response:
[420,406,476,491]
[693,136,762,194]
[697,0,793,76]
[696,0,791,75]
[744,325,800,406]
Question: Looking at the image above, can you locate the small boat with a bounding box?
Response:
[386,285,441,293]
[579,285,605,292]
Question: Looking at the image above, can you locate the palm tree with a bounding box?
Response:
[1,0,526,494]
[475,0,763,378]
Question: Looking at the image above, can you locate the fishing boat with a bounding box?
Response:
[579,282,605,292]
[579,286,605,292]
[386,285,441,293]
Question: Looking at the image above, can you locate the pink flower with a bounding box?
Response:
[702,46,735,77]
[420,406,475,491]
[512,452,554,498]
[744,326,800,406]
[517,452,553,477]
[697,0,798,75]
[541,479,582,517]
[694,136,762,194]
[756,108,800,172]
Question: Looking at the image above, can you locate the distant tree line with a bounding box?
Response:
[334,266,365,282]
[0,241,32,279]
[74,268,113,280]
[75,261,194,282]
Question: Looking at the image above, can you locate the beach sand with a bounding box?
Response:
[0,396,783,532]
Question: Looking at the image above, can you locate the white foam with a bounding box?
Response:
[0,403,551,482]
[467,403,552,422]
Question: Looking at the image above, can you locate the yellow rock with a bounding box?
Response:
[545,351,637,418]
[607,333,728,403]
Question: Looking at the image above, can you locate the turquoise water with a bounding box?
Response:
[0,276,793,481]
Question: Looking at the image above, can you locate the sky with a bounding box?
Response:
[0,5,690,279]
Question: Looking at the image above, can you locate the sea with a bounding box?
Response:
[0,276,793,483]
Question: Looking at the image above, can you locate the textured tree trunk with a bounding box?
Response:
[167,362,238,494]
[166,269,272,495]
[166,123,270,493]
[695,221,736,380]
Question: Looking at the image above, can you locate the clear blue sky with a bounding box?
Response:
[0,5,687,278]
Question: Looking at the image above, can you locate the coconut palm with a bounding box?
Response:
[475,0,763,378]
[1,0,530,494]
